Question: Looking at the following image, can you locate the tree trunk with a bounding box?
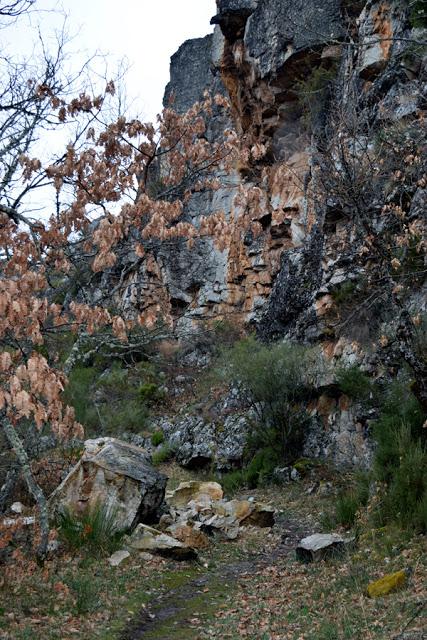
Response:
[0,464,19,514]
[1,416,49,561]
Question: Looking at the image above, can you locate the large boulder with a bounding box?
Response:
[48,438,167,530]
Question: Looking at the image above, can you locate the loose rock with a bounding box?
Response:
[296,533,354,562]
[108,549,131,567]
[166,481,223,508]
[367,569,408,597]
[127,523,198,560]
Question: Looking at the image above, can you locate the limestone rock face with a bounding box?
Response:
[158,413,250,470]
[244,0,344,78]
[48,438,167,530]
[93,0,425,469]
[357,1,408,79]
[163,35,218,113]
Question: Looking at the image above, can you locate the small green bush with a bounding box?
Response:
[139,382,160,403]
[151,430,165,446]
[88,361,156,435]
[57,503,125,556]
[373,380,424,484]
[218,337,317,462]
[335,473,370,528]
[409,0,427,28]
[372,379,426,533]
[65,575,100,614]
[376,425,427,532]
[336,365,374,403]
[295,64,337,130]
[335,494,362,528]
[152,444,174,466]
[211,319,242,348]
[220,469,247,496]
[245,448,281,488]
[62,366,99,432]
[331,280,357,304]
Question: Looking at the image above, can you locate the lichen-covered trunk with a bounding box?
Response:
[2,415,49,560]
[0,464,19,514]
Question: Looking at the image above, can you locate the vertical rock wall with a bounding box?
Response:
[113,0,426,467]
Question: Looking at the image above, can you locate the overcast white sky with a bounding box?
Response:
[8,0,216,121]
[2,1,216,216]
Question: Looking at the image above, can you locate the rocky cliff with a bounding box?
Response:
[108,0,426,467]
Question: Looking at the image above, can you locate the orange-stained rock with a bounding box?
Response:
[166,523,210,549]
[166,481,224,508]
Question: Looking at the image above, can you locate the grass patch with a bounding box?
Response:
[151,430,165,446]
[152,443,174,466]
[65,575,100,614]
[57,502,126,556]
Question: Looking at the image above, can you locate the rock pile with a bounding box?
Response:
[124,480,275,560]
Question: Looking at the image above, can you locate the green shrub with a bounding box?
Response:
[373,380,424,483]
[57,502,125,556]
[415,491,427,533]
[335,494,362,528]
[372,379,426,532]
[295,64,337,130]
[218,337,317,462]
[211,319,242,348]
[336,365,374,403]
[220,469,247,496]
[376,425,427,532]
[331,280,357,304]
[65,575,100,614]
[78,361,157,435]
[152,444,174,466]
[139,382,160,403]
[409,0,427,27]
[151,430,165,446]
[62,366,99,432]
[335,473,370,528]
[245,447,281,488]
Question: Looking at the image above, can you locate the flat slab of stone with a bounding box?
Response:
[296,533,354,562]
[127,523,198,560]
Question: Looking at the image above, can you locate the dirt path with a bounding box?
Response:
[120,514,312,640]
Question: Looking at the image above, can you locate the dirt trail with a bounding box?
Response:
[120,514,312,640]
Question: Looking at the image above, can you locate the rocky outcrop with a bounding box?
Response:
[48,438,167,529]
[122,480,274,558]
[117,0,425,337]
[97,1,426,467]
[157,411,251,470]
